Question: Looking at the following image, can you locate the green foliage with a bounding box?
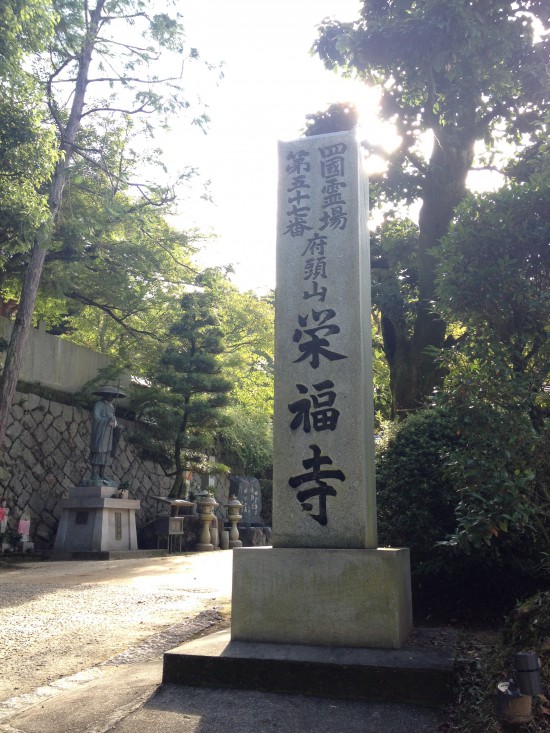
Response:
[0,0,58,264]
[312,0,549,416]
[0,118,201,373]
[436,180,550,420]
[303,101,358,137]
[503,591,550,652]
[441,398,539,548]
[129,271,274,489]
[218,404,272,476]
[315,1,547,164]
[375,155,550,617]
[215,283,274,413]
[376,407,458,555]
[131,285,233,497]
[0,0,217,445]
[376,406,547,622]
[201,272,274,475]
[431,169,550,551]
[0,0,56,64]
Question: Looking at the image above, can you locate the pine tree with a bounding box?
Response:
[132,286,233,498]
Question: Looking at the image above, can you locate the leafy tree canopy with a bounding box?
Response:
[311,0,548,416]
[0,0,218,445]
[432,153,550,550]
[130,280,234,497]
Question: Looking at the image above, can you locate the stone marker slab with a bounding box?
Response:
[273,130,376,549]
[231,547,412,649]
[229,476,263,525]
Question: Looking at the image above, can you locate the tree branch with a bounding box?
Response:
[65,291,162,339]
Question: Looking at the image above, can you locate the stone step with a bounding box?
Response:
[163,627,456,708]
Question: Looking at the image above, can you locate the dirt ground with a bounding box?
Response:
[0,553,232,702]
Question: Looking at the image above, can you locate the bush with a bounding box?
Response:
[376,408,458,556]
[376,407,548,624]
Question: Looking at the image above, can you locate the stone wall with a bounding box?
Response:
[0,391,177,550]
[0,390,269,551]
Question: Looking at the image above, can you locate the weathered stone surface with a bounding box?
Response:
[232,547,413,649]
[272,131,376,550]
[73,433,86,453]
[229,130,412,656]
[58,440,73,460]
[31,462,45,479]
[6,421,23,439]
[33,424,48,444]
[8,441,23,459]
[230,476,263,525]
[25,393,42,411]
[117,452,131,473]
[41,439,57,459]
[52,415,68,433]
[49,400,63,417]
[22,412,37,431]
[53,451,68,470]
[0,393,188,550]
[20,430,37,450]
[11,404,24,422]
[20,447,36,468]
[41,412,54,430]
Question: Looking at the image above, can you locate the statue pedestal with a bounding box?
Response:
[54,485,140,552]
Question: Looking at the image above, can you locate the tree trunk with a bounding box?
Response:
[0,242,47,446]
[0,0,105,450]
[387,133,475,417]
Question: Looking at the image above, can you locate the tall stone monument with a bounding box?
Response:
[231,130,412,648]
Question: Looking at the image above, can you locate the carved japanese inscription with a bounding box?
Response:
[273,131,377,549]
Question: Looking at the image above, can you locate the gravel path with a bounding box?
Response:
[0,554,232,701]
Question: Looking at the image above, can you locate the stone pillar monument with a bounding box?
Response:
[231,130,412,648]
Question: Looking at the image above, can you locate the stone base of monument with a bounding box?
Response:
[162,546,454,707]
[231,547,413,649]
[53,484,140,553]
[45,549,168,560]
[18,541,35,553]
[163,626,456,707]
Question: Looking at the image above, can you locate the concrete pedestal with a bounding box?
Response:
[54,485,140,553]
[231,547,412,649]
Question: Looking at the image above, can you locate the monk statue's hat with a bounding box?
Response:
[92,385,127,398]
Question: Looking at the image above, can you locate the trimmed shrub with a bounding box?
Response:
[376,407,548,623]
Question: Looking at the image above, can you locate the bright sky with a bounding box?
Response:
[163,0,385,293]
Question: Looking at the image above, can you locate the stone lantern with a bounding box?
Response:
[225,495,243,549]
[195,491,219,552]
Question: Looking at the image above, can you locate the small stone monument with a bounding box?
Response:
[0,498,10,552]
[231,130,412,648]
[0,498,9,534]
[17,511,34,553]
[54,386,140,553]
[228,476,263,526]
